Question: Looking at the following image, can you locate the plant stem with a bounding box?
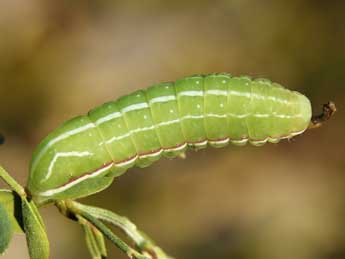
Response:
[0,166,26,197]
[66,201,151,259]
[70,201,174,259]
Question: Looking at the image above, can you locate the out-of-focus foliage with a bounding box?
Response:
[0,0,344,259]
[0,190,24,233]
[0,201,13,254]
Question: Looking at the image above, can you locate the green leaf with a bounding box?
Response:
[0,201,13,254]
[0,189,24,233]
[22,198,50,259]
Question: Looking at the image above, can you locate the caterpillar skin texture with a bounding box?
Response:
[27,74,312,205]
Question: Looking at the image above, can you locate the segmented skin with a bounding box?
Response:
[27,74,312,205]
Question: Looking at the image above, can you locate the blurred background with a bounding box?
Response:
[0,1,344,259]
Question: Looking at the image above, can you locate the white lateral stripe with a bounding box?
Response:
[121,102,149,113]
[290,129,306,136]
[43,151,93,182]
[164,143,187,152]
[31,123,95,172]
[189,140,208,146]
[95,112,122,125]
[209,138,229,145]
[38,163,113,197]
[231,139,248,144]
[178,91,203,97]
[116,156,138,167]
[250,139,268,144]
[206,90,228,96]
[139,149,163,159]
[39,127,309,197]
[149,95,176,104]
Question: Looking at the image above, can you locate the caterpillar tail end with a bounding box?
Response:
[309,101,336,129]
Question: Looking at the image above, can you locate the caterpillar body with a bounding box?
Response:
[28,73,312,205]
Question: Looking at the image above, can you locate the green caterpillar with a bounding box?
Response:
[27,73,313,205]
[0,73,336,259]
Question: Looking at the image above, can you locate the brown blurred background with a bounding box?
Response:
[0,1,344,259]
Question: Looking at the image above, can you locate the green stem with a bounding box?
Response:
[0,166,26,197]
[70,201,174,259]
[71,201,145,245]
[66,201,150,259]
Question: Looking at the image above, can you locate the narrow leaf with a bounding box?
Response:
[0,202,13,254]
[78,215,107,259]
[22,198,50,259]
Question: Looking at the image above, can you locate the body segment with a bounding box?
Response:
[27,74,312,205]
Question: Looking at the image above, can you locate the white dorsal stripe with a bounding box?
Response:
[95,112,122,125]
[95,95,177,126]
[31,123,95,173]
[149,95,176,104]
[178,91,203,97]
[38,163,113,197]
[43,151,93,182]
[121,102,149,113]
